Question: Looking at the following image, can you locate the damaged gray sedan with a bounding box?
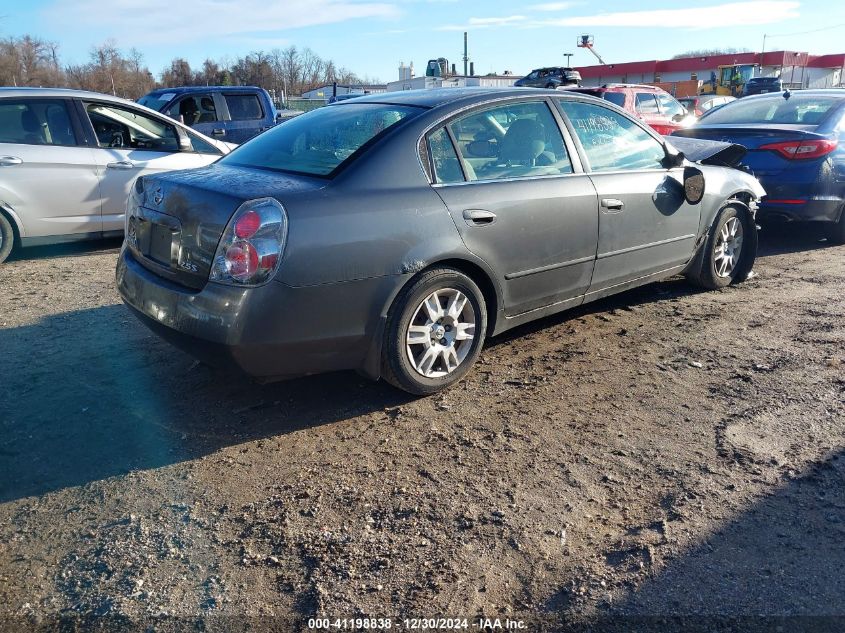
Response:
[116,88,765,395]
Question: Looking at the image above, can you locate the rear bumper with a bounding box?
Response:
[116,247,405,381]
[757,197,843,223]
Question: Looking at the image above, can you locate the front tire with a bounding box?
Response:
[689,205,753,290]
[0,213,14,264]
[383,268,487,395]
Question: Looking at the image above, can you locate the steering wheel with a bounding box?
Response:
[109,132,124,148]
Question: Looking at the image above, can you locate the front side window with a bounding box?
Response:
[224,94,263,121]
[0,99,77,146]
[220,103,422,177]
[86,102,179,151]
[445,100,572,182]
[559,101,666,172]
[187,130,222,155]
[657,94,685,119]
[635,93,660,115]
[167,95,217,125]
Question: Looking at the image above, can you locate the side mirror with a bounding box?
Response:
[175,128,193,152]
[683,166,705,205]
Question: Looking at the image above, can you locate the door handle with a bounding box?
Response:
[106,160,136,170]
[601,198,625,211]
[0,156,23,166]
[462,209,497,226]
[211,128,226,136]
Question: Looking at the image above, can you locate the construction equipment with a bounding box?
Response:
[702,63,758,97]
[577,35,606,65]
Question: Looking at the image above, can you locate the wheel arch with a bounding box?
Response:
[359,255,503,382]
[0,202,23,248]
[684,194,758,281]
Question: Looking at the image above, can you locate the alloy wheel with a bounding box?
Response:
[714,216,743,278]
[405,288,476,378]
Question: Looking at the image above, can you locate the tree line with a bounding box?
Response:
[0,35,375,101]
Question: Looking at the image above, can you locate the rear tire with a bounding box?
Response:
[824,207,845,245]
[382,267,487,396]
[0,213,14,264]
[689,205,753,290]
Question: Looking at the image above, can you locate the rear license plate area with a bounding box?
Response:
[149,224,175,265]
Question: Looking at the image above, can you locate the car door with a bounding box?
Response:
[0,97,102,239]
[79,100,223,233]
[656,93,686,133]
[634,91,668,134]
[429,99,598,316]
[557,99,700,294]
[219,92,268,144]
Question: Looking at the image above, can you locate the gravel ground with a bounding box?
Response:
[0,226,843,632]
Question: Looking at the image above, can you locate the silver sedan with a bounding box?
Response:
[0,88,234,262]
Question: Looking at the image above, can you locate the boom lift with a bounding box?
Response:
[577,35,606,65]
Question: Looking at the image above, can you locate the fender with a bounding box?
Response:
[0,196,26,239]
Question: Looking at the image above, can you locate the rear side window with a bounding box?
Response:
[602,92,626,107]
[445,100,572,182]
[428,127,464,184]
[225,94,263,120]
[0,99,77,146]
[559,100,666,172]
[635,93,660,115]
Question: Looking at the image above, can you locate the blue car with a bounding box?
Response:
[673,89,845,243]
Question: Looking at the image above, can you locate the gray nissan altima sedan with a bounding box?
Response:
[116,87,765,395]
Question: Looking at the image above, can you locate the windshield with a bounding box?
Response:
[138,92,176,112]
[220,102,423,177]
[700,95,843,125]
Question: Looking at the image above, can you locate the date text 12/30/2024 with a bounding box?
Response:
[307,618,528,630]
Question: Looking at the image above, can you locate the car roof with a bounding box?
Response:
[334,87,574,109]
[739,88,845,100]
[0,87,141,104]
[145,86,264,95]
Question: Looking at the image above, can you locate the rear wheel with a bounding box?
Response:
[824,206,845,245]
[383,268,487,395]
[689,206,752,290]
[0,213,14,264]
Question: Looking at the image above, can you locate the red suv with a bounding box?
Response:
[568,84,687,135]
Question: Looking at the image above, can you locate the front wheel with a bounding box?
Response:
[383,268,487,395]
[0,213,14,264]
[689,206,754,290]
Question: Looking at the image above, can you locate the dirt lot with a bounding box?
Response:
[1,227,843,632]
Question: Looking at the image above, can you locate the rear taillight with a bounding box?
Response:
[210,197,287,286]
[759,139,838,160]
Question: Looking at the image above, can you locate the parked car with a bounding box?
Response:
[138,86,279,144]
[678,94,736,117]
[0,88,233,263]
[568,84,688,135]
[673,89,845,243]
[742,77,784,97]
[514,67,582,89]
[117,88,764,395]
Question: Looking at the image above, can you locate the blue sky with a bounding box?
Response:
[1,0,843,81]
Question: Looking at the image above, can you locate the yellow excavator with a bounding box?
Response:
[702,63,758,97]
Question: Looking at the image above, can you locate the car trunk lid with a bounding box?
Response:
[127,164,326,289]
[673,124,827,175]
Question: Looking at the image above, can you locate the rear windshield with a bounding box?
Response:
[220,103,423,177]
[701,95,842,125]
